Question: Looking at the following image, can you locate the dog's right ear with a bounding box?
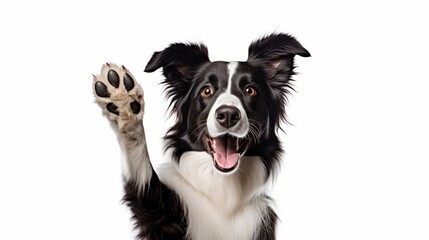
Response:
[144,43,210,81]
[247,33,310,80]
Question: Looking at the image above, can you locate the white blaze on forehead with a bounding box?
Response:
[226,62,238,93]
[207,62,249,138]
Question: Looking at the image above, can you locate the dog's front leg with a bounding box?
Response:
[93,63,153,189]
[92,63,185,239]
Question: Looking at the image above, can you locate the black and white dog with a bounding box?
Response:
[93,33,310,240]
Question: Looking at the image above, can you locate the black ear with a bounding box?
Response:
[144,43,210,80]
[248,33,310,127]
[247,33,310,79]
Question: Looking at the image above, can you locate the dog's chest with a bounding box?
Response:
[158,152,269,240]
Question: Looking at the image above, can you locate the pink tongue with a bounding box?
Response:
[213,137,239,169]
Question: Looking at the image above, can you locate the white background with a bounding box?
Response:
[1,0,428,239]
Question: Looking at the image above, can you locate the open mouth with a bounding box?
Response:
[207,135,249,173]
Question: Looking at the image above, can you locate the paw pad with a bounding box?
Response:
[95,82,110,98]
[130,100,141,114]
[123,73,135,91]
[106,102,119,115]
[93,63,144,121]
[108,70,120,88]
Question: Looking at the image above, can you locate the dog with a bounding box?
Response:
[93,33,310,240]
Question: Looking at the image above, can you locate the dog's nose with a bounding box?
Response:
[216,106,241,128]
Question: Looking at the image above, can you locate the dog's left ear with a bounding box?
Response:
[144,43,210,81]
[247,33,310,79]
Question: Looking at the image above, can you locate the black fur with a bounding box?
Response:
[123,170,186,239]
[145,43,211,159]
[257,206,278,240]
[121,33,310,239]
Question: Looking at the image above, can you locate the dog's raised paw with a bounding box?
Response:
[93,63,144,122]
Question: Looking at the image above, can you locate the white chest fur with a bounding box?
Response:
[158,152,270,240]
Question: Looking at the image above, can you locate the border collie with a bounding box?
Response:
[93,33,310,240]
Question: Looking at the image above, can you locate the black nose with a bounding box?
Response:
[216,106,241,128]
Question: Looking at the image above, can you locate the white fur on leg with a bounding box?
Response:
[115,121,153,192]
[94,63,152,191]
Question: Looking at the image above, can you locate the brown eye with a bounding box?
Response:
[201,86,213,98]
[244,86,257,96]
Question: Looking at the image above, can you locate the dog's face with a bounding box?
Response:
[145,33,310,174]
[187,61,270,173]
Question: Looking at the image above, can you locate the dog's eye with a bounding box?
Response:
[244,86,257,96]
[201,86,213,98]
